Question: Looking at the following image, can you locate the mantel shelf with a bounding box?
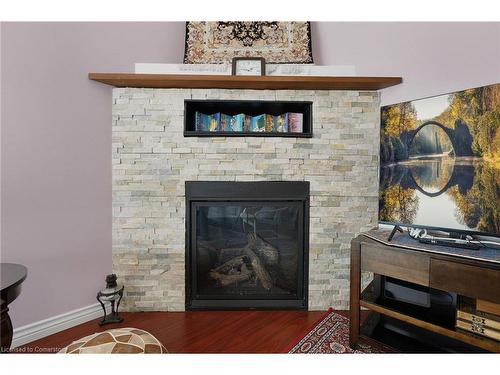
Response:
[88,73,402,91]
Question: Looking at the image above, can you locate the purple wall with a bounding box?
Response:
[1,22,185,327]
[1,22,499,328]
[312,22,500,105]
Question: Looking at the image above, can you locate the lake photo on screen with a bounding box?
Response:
[379,83,500,235]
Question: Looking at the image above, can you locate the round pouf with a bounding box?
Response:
[58,328,167,354]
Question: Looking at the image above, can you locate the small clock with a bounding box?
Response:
[231,57,266,76]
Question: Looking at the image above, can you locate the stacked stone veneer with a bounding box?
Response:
[112,88,380,311]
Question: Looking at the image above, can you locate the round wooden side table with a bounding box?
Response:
[1,263,27,352]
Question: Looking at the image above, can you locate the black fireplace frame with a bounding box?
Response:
[185,181,310,310]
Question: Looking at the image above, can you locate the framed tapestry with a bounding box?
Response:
[183,22,313,64]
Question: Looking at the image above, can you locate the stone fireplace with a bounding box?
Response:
[112,88,379,312]
[185,181,309,310]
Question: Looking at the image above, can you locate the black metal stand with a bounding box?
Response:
[387,225,404,242]
[96,286,124,326]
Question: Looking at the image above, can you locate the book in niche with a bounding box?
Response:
[243,115,252,132]
[273,114,288,132]
[208,113,221,132]
[250,114,266,132]
[195,111,209,131]
[231,114,244,132]
[265,115,274,132]
[288,113,303,133]
[220,113,232,131]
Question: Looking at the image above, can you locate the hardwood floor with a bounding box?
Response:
[17,310,334,353]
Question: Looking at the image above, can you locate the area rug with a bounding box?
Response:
[285,309,392,354]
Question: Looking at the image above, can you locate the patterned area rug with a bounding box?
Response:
[285,309,391,354]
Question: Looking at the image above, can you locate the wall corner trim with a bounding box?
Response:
[11,303,102,349]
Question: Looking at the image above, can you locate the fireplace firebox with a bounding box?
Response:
[185,181,309,310]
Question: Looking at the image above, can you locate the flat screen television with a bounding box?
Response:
[379,83,499,237]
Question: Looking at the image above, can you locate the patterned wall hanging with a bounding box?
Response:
[183,22,313,64]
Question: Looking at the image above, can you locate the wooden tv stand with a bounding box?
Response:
[350,229,500,352]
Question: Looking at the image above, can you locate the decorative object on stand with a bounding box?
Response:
[232,57,266,76]
[184,22,313,64]
[96,274,124,326]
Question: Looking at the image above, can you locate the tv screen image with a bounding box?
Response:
[379,83,499,236]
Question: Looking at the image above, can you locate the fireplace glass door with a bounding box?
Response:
[194,202,302,299]
[185,181,309,310]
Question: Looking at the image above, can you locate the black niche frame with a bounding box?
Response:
[185,181,310,310]
[184,99,313,137]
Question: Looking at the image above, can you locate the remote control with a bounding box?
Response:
[418,237,481,250]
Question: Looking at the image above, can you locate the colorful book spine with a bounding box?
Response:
[195,111,209,131]
[208,113,221,132]
[273,114,288,132]
[220,113,232,131]
[288,112,304,133]
[250,114,266,132]
[195,111,305,133]
[231,114,244,132]
[243,115,252,132]
[282,113,289,132]
[265,114,274,132]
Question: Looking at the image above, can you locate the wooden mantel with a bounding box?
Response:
[88,73,402,91]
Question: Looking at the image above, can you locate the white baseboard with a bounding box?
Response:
[11,303,102,348]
